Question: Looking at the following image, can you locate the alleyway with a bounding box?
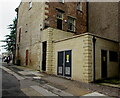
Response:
[0,61,119,97]
[2,69,27,97]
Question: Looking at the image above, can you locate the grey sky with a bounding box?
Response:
[0,0,21,54]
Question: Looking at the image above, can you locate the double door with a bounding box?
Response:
[58,50,72,77]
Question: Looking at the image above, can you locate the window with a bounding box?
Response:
[68,17,75,32]
[109,51,118,62]
[29,1,32,9]
[18,28,21,42]
[77,2,82,11]
[56,10,63,30]
[58,0,64,3]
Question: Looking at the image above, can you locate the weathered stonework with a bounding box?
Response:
[15,1,120,83]
[83,35,93,82]
[88,2,119,41]
[54,33,119,82]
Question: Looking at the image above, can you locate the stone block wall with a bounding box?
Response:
[53,33,119,82]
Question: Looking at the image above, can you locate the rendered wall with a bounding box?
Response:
[53,33,119,82]
[95,37,119,80]
[88,2,119,41]
[16,2,45,69]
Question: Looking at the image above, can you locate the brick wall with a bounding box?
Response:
[44,2,87,34]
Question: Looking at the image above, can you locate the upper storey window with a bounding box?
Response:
[29,1,32,9]
[77,2,83,11]
[68,17,76,32]
[58,0,64,3]
[56,9,64,30]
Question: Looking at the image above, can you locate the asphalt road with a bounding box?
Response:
[1,59,27,97]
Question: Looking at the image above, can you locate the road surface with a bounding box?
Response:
[0,59,27,97]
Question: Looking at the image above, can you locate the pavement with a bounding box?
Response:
[1,62,120,97]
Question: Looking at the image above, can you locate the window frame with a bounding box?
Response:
[56,9,64,30]
[77,2,83,11]
[67,16,76,32]
[58,0,65,3]
[29,1,32,10]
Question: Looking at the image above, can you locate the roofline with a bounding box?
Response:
[54,32,119,43]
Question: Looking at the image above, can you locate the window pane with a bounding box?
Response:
[109,51,118,62]
[29,2,32,9]
[77,2,82,11]
[57,19,62,30]
[68,17,75,31]
[57,11,63,19]
[58,0,64,3]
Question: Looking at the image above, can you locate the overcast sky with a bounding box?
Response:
[0,0,21,54]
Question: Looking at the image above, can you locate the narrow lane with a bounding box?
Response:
[2,69,27,97]
[1,58,27,97]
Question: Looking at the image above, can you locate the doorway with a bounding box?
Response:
[42,41,47,71]
[58,50,72,77]
[101,50,107,79]
[26,50,29,65]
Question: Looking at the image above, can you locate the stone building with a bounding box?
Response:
[15,1,119,82]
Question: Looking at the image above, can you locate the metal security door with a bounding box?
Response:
[58,50,72,77]
[58,51,64,75]
[64,50,71,77]
[101,50,107,79]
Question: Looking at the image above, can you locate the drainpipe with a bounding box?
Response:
[86,1,89,32]
[92,36,96,82]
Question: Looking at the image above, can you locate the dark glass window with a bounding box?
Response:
[29,1,32,9]
[68,17,75,32]
[57,19,62,30]
[109,51,118,62]
[58,0,64,3]
[77,2,82,11]
[56,10,63,30]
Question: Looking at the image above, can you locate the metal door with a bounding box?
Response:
[58,51,64,75]
[64,50,72,77]
[101,50,107,79]
[57,50,72,77]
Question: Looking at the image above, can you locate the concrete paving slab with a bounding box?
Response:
[31,85,58,96]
